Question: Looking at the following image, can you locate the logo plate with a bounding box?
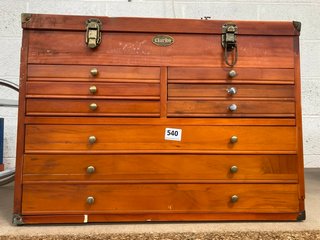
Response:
[152,35,174,47]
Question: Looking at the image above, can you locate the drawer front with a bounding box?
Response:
[22,183,299,214]
[25,125,297,152]
[168,84,295,99]
[28,31,294,68]
[26,99,160,117]
[23,154,298,181]
[26,82,160,99]
[168,67,294,83]
[168,100,295,117]
[28,65,160,81]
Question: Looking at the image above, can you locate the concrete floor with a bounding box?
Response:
[0,169,319,238]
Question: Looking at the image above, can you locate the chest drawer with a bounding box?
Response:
[26,99,160,117]
[23,154,298,181]
[168,84,295,100]
[25,125,297,152]
[22,183,299,214]
[26,82,160,99]
[167,100,295,117]
[28,65,160,81]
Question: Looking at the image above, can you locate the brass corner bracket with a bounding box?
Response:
[21,13,32,24]
[12,214,24,226]
[293,21,301,32]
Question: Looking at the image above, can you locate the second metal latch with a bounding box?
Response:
[222,23,238,67]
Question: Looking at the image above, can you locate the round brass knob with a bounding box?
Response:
[90,68,98,76]
[228,70,237,78]
[87,166,95,174]
[231,195,239,203]
[230,135,238,143]
[87,196,95,205]
[227,87,237,95]
[230,165,238,173]
[88,136,96,144]
[89,85,97,94]
[89,103,98,111]
[228,104,237,112]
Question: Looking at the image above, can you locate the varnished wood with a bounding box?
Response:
[26,99,160,117]
[23,14,299,36]
[27,32,294,68]
[22,183,299,214]
[0,164,4,171]
[23,154,297,181]
[26,82,160,99]
[24,125,297,152]
[168,84,295,99]
[28,65,160,81]
[15,14,305,224]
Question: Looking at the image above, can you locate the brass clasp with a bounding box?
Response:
[222,23,238,67]
[85,18,102,49]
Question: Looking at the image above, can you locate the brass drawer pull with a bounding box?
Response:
[227,87,237,95]
[228,104,237,112]
[230,136,238,143]
[89,85,97,94]
[89,103,98,111]
[90,68,98,76]
[230,195,239,203]
[87,196,95,205]
[88,136,96,144]
[86,166,95,174]
[230,165,238,173]
[228,69,237,78]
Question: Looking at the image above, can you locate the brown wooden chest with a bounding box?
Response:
[13,13,305,224]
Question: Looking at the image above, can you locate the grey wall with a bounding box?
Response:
[0,0,319,169]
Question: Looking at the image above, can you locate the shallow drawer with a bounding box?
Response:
[168,84,295,100]
[22,183,299,214]
[26,99,160,117]
[26,82,160,99]
[23,154,298,181]
[168,67,294,84]
[28,31,294,68]
[28,65,160,82]
[25,125,297,152]
[167,100,295,117]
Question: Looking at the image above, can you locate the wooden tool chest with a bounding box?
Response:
[13,13,305,224]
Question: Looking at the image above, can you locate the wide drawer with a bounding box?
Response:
[28,65,160,81]
[25,125,297,152]
[168,84,295,99]
[168,67,294,84]
[22,183,299,214]
[26,99,160,117]
[26,82,160,99]
[23,154,298,181]
[167,100,295,117]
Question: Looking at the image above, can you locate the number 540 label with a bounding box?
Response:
[164,128,182,141]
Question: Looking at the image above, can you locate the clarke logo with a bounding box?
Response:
[152,35,174,46]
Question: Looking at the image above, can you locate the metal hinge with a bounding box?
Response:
[12,214,24,226]
[222,23,238,67]
[85,18,102,49]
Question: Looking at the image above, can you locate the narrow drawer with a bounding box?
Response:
[168,84,295,100]
[23,154,298,181]
[28,65,160,82]
[22,183,299,214]
[26,99,160,117]
[26,82,160,99]
[167,100,295,117]
[25,125,297,152]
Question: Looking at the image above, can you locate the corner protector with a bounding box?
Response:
[293,21,301,32]
[12,214,24,226]
[21,13,32,24]
[297,210,306,221]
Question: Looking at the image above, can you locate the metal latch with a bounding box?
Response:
[222,23,238,67]
[85,18,102,49]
